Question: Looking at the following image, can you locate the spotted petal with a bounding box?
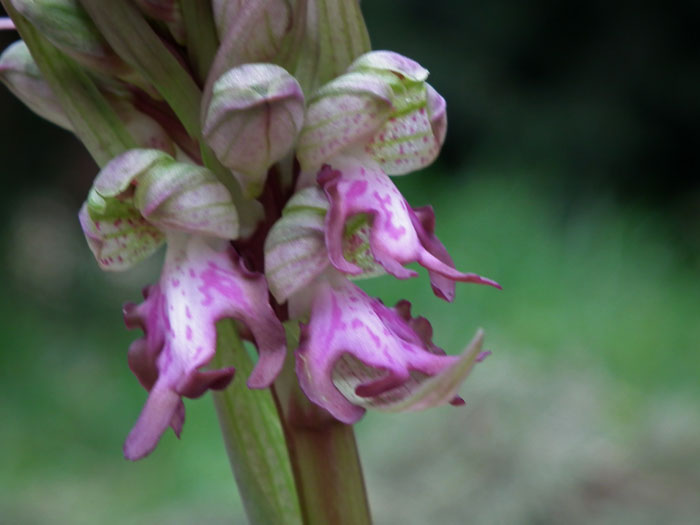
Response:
[295,277,486,423]
[296,50,447,181]
[122,234,287,460]
[318,156,500,297]
[79,200,163,271]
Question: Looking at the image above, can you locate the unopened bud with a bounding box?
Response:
[203,63,305,198]
[0,40,72,130]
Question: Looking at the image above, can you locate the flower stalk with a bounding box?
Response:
[211,320,302,525]
[273,323,371,525]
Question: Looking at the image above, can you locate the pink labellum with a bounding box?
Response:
[122,234,286,460]
[318,157,500,300]
[295,277,486,422]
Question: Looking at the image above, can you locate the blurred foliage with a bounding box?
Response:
[1,1,699,524]
[1,172,698,524]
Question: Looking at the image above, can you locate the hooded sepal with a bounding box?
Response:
[296,50,447,178]
[202,63,305,198]
[295,276,486,423]
[122,234,288,460]
[318,157,500,297]
[264,186,330,304]
[81,149,239,270]
[79,199,164,271]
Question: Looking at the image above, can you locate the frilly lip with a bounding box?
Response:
[295,277,488,423]
[122,234,286,460]
[318,159,500,301]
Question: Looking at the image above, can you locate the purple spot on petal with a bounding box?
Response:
[347,180,368,201]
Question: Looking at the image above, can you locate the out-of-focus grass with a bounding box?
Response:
[1,171,698,524]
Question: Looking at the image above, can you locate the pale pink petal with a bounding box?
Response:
[122,234,286,459]
[295,278,486,422]
[318,157,500,297]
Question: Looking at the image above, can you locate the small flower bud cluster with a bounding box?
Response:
[1,1,498,459]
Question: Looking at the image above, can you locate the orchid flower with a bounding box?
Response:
[294,51,500,301]
[295,272,487,423]
[79,149,286,459]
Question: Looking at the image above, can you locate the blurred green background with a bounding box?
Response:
[1,2,699,524]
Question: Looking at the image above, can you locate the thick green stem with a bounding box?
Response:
[210,320,302,525]
[275,323,372,525]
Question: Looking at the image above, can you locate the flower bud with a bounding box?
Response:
[203,63,305,198]
[81,149,239,270]
[297,50,447,175]
[10,0,128,76]
[0,40,72,130]
[210,0,294,65]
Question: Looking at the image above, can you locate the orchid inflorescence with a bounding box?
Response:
[1,0,498,480]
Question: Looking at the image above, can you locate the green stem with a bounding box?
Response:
[210,320,303,525]
[275,323,372,525]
